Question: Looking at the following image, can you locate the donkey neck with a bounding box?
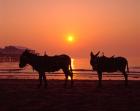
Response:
[27,54,40,69]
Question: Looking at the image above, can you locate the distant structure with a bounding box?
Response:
[0,46,34,62]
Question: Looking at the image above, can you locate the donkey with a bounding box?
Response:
[90,51,129,87]
[19,49,73,88]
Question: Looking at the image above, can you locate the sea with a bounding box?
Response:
[0,58,140,80]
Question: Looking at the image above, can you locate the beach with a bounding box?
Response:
[0,79,140,111]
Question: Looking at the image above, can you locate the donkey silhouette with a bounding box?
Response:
[19,49,73,88]
[90,51,129,87]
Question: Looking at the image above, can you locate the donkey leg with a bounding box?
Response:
[97,71,102,87]
[42,72,47,88]
[38,72,43,88]
[64,75,68,88]
[63,69,69,88]
[70,72,74,87]
[122,71,128,86]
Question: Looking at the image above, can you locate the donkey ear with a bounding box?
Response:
[24,49,30,53]
[95,51,100,56]
[90,51,94,56]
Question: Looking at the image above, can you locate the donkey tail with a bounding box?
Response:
[69,59,74,87]
[126,61,129,73]
[69,59,73,78]
[69,63,73,74]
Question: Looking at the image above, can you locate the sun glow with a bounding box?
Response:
[67,35,74,43]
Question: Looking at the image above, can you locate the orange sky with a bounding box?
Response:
[0,0,140,58]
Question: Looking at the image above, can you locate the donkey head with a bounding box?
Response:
[90,51,100,58]
[90,51,100,69]
[19,49,30,68]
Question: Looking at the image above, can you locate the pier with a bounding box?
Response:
[0,56,20,62]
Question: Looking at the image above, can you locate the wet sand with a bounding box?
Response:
[0,79,140,111]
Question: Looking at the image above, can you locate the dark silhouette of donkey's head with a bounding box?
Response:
[90,51,100,69]
[19,49,32,68]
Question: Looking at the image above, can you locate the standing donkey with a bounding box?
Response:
[90,51,129,87]
[19,49,73,88]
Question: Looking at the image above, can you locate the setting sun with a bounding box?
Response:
[67,35,74,43]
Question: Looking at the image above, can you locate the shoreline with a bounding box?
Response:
[0,72,140,80]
